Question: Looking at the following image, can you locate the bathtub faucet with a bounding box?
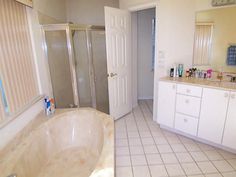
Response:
[7,174,17,177]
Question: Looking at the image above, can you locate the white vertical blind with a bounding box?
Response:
[193,23,213,65]
[0,0,39,119]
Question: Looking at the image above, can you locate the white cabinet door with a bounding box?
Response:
[198,88,229,144]
[157,81,176,128]
[222,91,236,149]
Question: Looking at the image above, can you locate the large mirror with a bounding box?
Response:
[193,6,236,73]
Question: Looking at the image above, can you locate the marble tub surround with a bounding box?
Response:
[0,108,114,177]
[160,77,236,91]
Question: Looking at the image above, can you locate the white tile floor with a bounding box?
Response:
[115,100,236,177]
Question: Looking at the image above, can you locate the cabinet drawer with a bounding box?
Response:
[176,94,201,117]
[177,84,202,97]
[175,113,199,136]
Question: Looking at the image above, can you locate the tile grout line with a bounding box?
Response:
[115,115,133,176]
[180,137,220,176]
[124,112,135,177]
[142,100,196,177]
[115,100,236,177]
[139,100,172,177]
[141,102,188,177]
[133,102,155,177]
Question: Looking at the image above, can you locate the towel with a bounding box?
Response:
[227,45,236,66]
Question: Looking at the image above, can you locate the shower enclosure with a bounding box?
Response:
[42,24,109,114]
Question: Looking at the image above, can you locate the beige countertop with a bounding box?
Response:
[160,77,236,92]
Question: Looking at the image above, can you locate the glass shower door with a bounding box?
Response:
[45,30,75,108]
[91,30,109,114]
[72,31,93,107]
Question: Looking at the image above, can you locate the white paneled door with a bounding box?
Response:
[105,7,132,120]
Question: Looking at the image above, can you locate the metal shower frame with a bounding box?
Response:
[41,23,105,108]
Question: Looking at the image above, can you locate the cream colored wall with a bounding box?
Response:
[196,7,236,72]
[120,0,157,9]
[195,0,212,11]
[66,0,119,25]
[34,0,67,22]
[121,0,195,75]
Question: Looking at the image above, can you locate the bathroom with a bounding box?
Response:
[1,0,236,177]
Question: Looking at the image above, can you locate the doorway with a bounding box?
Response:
[131,8,156,113]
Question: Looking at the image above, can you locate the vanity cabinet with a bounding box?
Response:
[222,91,236,149]
[198,88,229,144]
[157,81,176,128]
[158,79,236,151]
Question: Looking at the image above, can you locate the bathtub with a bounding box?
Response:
[0,108,114,177]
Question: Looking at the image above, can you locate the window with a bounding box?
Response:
[193,23,214,65]
[0,0,39,123]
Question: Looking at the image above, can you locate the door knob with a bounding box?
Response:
[110,73,117,77]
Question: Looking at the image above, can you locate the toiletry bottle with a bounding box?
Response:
[50,98,55,114]
[178,64,184,77]
[44,97,51,116]
[207,69,212,78]
[173,64,177,77]
[170,68,174,77]
[186,70,190,77]
[176,64,179,78]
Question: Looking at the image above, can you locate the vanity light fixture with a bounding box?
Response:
[212,0,236,7]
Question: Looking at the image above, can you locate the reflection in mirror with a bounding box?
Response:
[193,6,236,73]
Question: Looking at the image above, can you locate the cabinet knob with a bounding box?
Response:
[185,99,189,104]
[184,119,188,123]
[231,94,235,99]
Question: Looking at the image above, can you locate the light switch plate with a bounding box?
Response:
[212,0,236,6]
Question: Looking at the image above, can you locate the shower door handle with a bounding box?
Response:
[110,73,117,77]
